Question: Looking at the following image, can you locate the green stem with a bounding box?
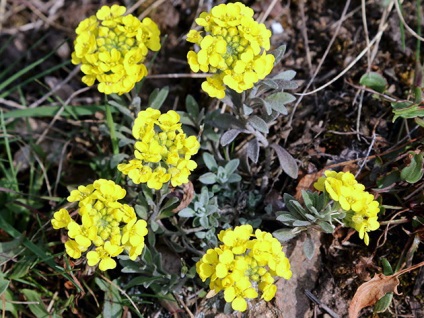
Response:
[105,102,118,155]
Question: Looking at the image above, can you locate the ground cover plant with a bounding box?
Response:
[0,0,423,317]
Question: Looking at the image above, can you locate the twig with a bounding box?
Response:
[35,86,91,145]
[295,26,387,97]
[138,0,166,20]
[288,0,352,127]
[126,0,148,15]
[394,0,424,42]
[355,132,377,177]
[29,66,81,109]
[99,274,141,316]
[305,290,340,318]
[258,0,279,24]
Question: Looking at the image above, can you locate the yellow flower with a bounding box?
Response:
[52,179,148,270]
[71,5,161,95]
[118,108,200,190]
[186,2,275,98]
[314,170,381,245]
[196,225,291,311]
[87,241,124,271]
[51,208,72,229]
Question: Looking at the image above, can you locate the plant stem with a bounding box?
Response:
[105,102,119,155]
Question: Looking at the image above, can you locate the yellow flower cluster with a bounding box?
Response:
[314,171,380,245]
[118,108,200,190]
[71,5,161,95]
[51,179,148,271]
[186,2,275,98]
[196,225,292,312]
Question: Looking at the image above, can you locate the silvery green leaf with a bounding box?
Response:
[223,88,243,108]
[276,213,298,222]
[227,173,242,183]
[199,215,209,228]
[303,233,315,260]
[96,278,123,318]
[225,159,240,175]
[273,228,300,242]
[195,231,206,239]
[248,115,269,133]
[270,143,298,178]
[316,221,334,234]
[270,44,286,65]
[177,111,196,126]
[117,136,134,147]
[206,205,218,214]
[243,103,254,115]
[293,220,311,226]
[265,92,296,115]
[221,129,241,146]
[199,187,210,206]
[273,70,297,81]
[212,113,245,130]
[108,100,133,118]
[203,152,217,171]
[185,95,199,118]
[261,79,279,90]
[304,213,317,221]
[275,79,299,90]
[110,153,128,168]
[247,138,259,163]
[209,216,219,227]
[249,97,265,107]
[148,86,169,109]
[135,204,148,219]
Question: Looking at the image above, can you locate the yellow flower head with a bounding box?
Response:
[51,179,148,270]
[186,2,274,98]
[196,225,291,312]
[71,5,161,95]
[314,170,381,245]
[118,108,200,189]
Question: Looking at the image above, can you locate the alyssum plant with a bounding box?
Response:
[50,1,301,314]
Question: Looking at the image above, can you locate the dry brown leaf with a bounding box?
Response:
[171,181,195,213]
[348,273,400,318]
[349,261,424,317]
[294,171,321,200]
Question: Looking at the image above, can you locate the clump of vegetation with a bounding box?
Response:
[0,1,423,317]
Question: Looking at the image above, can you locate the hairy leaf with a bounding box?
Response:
[270,44,287,65]
[303,233,315,260]
[248,115,269,133]
[185,95,199,118]
[148,86,169,109]
[273,228,300,242]
[270,143,298,178]
[221,129,241,146]
[273,70,297,81]
[247,138,259,163]
[203,152,217,171]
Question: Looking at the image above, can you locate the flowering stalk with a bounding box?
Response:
[71,5,161,95]
[51,179,148,270]
[314,171,380,245]
[186,2,275,98]
[118,108,200,190]
[196,224,292,312]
